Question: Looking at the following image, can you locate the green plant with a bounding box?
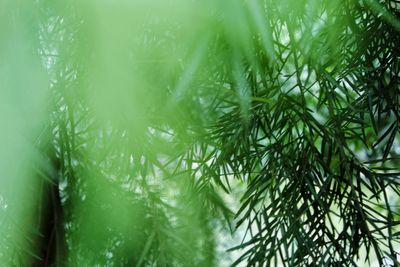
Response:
[1,0,400,266]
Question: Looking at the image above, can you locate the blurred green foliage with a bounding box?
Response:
[1,0,400,266]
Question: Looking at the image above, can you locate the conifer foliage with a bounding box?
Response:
[1,0,400,266]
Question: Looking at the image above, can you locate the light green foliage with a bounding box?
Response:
[1,0,400,266]
[0,1,49,265]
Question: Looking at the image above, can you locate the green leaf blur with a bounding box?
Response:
[1,0,400,266]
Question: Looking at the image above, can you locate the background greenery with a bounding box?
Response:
[1,0,400,266]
